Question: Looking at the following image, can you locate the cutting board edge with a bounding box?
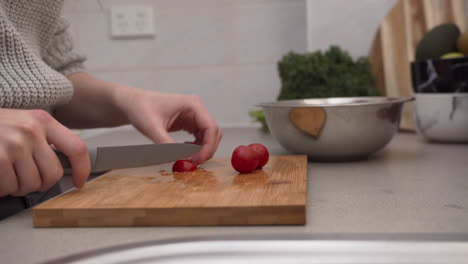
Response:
[32,204,306,227]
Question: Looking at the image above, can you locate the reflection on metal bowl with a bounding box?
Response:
[260,97,413,161]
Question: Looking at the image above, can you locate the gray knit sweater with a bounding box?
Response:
[0,0,85,110]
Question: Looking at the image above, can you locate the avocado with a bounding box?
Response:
[441,52,465,59]
[416,23,460,61]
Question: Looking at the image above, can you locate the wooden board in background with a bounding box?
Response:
[369,0,465,131]
[33,156,307,227]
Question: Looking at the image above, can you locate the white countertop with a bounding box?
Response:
[1,127,467,264]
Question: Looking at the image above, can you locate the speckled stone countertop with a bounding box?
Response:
[1,127,467,264]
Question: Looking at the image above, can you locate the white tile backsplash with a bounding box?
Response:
[306,0,397,57]
[231,64,282,124]
[91,70,156,91]
[99,0,232,10]
[235,0,305,7]
[234,64,280,104]
[62,0,308,126]
[233,1,307,64]
[151,0,233,10]
[154,7,233,67]
[66,0,109,13]
[152,67,233,94]
[152,67,241,124]
[74,12,157,70]
[150,65,280,125]
[62,0,78,13]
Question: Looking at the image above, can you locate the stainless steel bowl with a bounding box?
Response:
[260,97,413,161]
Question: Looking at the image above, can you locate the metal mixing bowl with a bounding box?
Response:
[260,97,413,161]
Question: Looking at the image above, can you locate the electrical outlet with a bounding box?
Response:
[110,5,155,38]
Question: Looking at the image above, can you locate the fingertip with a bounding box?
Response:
[72,177,84,189]
[195,147,214,165]
[72,166,90,189]
[74,179,87,190]
[185,142,211,165]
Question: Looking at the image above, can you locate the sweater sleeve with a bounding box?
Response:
[42,17,87,76]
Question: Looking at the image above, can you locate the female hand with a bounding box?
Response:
[0,109,90,197]
[115,89,223,165]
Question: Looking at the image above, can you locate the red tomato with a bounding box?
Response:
[172,160,197,172]
[231,145,259,174]
[248,143,269,169]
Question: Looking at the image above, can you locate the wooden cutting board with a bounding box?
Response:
[33,156,307,227]
[369,0,465,130]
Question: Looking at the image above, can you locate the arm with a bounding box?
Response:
[54,73,129,128]
[55,72,223,165]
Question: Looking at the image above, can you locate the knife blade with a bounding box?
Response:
[56,143,201,172]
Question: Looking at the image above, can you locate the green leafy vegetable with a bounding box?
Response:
[251,45,378,132]
[249,110,268,133]
[277,45,377,100]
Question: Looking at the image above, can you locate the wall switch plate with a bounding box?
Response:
[110,5,155,38]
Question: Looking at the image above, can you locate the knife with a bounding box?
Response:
[55,143,201,173]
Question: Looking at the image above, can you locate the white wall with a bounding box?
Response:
[62,0,307,130]
[306,0,397,57]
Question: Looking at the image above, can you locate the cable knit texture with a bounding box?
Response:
[0,0,85,110]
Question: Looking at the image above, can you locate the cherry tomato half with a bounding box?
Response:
[231,145,259,174]
[248,143,269,169]
[172,160,197,172]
